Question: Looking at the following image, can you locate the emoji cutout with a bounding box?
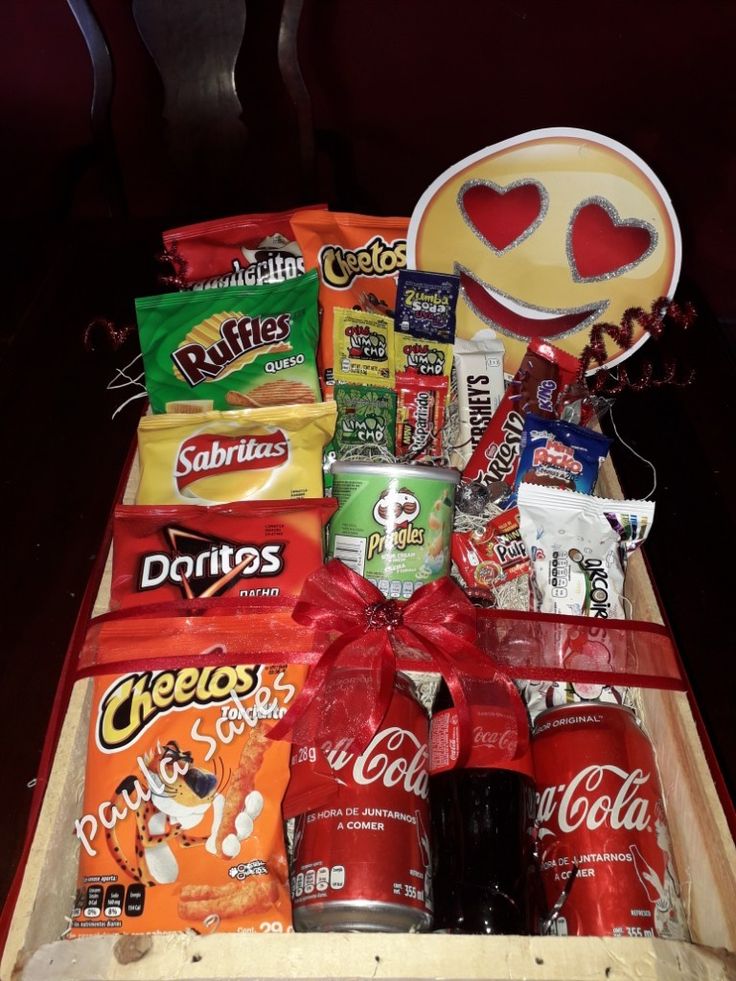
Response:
[408,128,681,376]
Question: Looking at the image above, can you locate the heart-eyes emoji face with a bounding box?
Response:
[408,128,681,376]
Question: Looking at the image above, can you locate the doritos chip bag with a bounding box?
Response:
[290,210,408,393]
[111,498,336,609]
[162,205,326,289]
[136,401,336,505]
[136,270,321,413]
[69,607,312,935]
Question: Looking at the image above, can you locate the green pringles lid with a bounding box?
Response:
[135,269,321,413]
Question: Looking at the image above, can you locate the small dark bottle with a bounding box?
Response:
[429,681,540,934]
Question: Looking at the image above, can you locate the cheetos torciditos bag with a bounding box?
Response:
[111,498,336,609]
[136,401,336,505]
[290,210,408,393]
[70,606,314,936]
[162,205,326,290]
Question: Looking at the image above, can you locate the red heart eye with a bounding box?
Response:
[569,201,656,280]
[460,181,545,252]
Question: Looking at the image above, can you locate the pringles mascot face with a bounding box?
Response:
[408,129,681,376]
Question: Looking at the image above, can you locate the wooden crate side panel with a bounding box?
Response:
[16,932,736,981]
[636,687,736,950]
[1,683,90,981]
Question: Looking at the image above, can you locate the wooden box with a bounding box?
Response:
[2,457,735,981]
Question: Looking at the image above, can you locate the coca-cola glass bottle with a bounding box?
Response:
[429,680,541,934]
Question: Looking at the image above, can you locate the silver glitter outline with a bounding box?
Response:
[567,196,659,283]
[454,261,609,343]
[457,178,549,255]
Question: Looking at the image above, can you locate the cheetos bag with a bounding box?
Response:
[290,210,408,394]
[69,605,313,936]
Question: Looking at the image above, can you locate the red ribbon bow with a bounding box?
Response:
[269,560,529,768]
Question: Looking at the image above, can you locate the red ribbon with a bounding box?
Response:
[268,560,530,767]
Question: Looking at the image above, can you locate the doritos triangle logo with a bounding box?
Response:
[175,431,289,491]
[138,525,286,598]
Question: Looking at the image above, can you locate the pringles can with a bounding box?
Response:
[532,703,689,940]
[328,461,459,598]
[290,674,432,932]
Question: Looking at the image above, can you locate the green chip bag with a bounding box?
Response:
[334,384,397,456]
[136,269,321,413]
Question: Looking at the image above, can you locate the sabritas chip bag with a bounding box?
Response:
[136,270,320,413]
[290,210,408,393]
[69,607,312,935]
[111,498,336,609]
[136,401,336,505]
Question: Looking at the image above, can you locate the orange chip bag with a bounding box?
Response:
[136,401,336,505]
[290,210,408,394]
[69,608,312,936]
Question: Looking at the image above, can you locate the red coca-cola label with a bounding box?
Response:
[429,706,534,777]
[290,683,433,927]
[175,432,289,491]
[532,705,688,940]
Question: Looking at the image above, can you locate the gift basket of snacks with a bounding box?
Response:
[1,129,734,981]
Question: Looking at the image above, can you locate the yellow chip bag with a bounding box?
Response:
[137,401,336,504]
[332,308,395,388]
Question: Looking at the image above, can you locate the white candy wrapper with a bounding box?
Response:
[517,484,655,619]
[452,340,505,468]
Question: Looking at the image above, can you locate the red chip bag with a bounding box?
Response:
[290,210,409,394]
[162,205,327,289]
[111,499,336,610]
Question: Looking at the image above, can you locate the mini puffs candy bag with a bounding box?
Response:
[70,605,315,936]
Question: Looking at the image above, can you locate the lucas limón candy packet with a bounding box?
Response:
[332,307,395,388]
[136,270,321,413]
[334,384,397,456]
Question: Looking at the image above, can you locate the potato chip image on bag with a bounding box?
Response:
[136,401,336,505]
[69,611,309,936]
[136,270,321,413]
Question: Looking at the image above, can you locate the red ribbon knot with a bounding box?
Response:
[268,560,529,775]
[364,599,403,631]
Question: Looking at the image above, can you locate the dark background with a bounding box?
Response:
[1,0,734,912]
